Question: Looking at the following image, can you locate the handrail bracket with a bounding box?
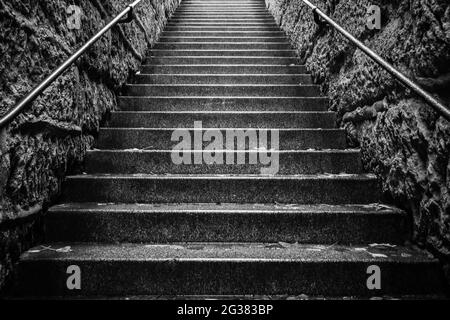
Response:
[313,9,326,28]
[119,5,135,24]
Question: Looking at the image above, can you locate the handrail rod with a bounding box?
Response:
[0,0,142,129]
[300,0,450,121]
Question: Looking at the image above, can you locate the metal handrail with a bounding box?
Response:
[0,0,143,129]
[300,0,450,121]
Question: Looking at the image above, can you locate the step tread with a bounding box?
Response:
[109,111,333,114]
[87,148,359,153]
[141,64,304,66]
[21,242,436,263]
[99,127,343,131]
[66,173,377,180]
[49,202,403,215]
[126,84,316,87]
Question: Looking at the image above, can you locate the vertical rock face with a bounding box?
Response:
[266,0,450,269]
[0,0,181,291]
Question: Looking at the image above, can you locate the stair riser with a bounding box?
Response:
[107,112,334,128]
[169,18,275,21]
[17,260,442,297]
[166,23,279,28]
[118,97,329,112]
[45,210,406,244]
[145,57,297,64]
[125,85,320,97]
[165,27,281,31]
[161,31,284,36]
[149,50,295,57]
[96,129,347,150]
[134,74,311,84]
[174,11,270,15]
[61,176,378,204]
[154,43,291,50]
[85,151,361,175]
[173,14,273,17]
[141,65,307,74]
[178,3,267,5]
[159,37,286,43]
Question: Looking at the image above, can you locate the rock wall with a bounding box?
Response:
[0,0,181,292]
[266,0,450,274]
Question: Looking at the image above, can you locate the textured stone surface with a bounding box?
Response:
[266,0,450,266]
[0,0,181,291]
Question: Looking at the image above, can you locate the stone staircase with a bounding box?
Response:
[14,0,445,298]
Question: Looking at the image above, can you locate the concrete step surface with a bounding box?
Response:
[45,203,407,244]
[106,111,335,128]
[145,56,298,65]
[158,37,287,43]
[141,64,307,74]
[96,128,347,150]
[161,31,285,36]
[125,84,321,97]
[148,49,296,56]
[164,26,281,31]
[61,174,380,204]
[16,242,444,297]
[117,96,329,111]
[154,42,292,50]
[85,149,361,175]
[133,74,312,84]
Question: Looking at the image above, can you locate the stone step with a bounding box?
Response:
[172,13,273,17]
[106,111,334,128]
[16,243,444,297]
[45,203,407,244]
[166,23,279,27]
[154,42,291,50]
[145,56,298,65]
[149,50,296,57]
[164,26,281,31]
[61,174,378,204]
[159,37,286,43]
[181,2,266,5]
[141,65,306,74]
[117,97,329,112]
[85,150,361,175]
[175,11,269,14]
[134,74,311,84]
[125,84,320,97]
[96,128,347,150]
[169,18,275,22]
[161,31,285,37]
